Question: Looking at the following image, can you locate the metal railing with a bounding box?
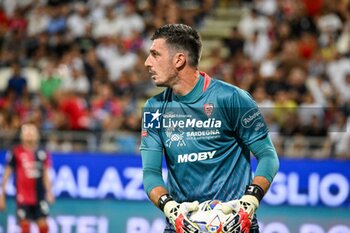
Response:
[0,130,348,159]
[0,130,139,154]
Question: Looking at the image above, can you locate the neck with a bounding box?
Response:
[22,142,38,151]
[172,70,200,96]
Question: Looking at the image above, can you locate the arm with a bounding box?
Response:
[0,166,13,211]
[222,135,279,233]
[249,134,280,193]
[141,150,200,232]
[43,167,55,204]
[235,134,279,209]
[141,150,167,207]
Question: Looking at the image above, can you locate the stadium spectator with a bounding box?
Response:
[56,90,90,131]
[238,8,270,39]
[61,66,90,95]
[115,2,145,39]
[46,5,66,35]
[66,3,91,39]
[92,7,120,39]
[243,30,271,63]
[39,60,62,100]
[26,5,49,37]
[223,26,245,58]
[91,82,124,131]
[6,62,28,98]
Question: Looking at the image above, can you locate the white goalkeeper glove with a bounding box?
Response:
[159,194,200,233]
[221,184,264,233]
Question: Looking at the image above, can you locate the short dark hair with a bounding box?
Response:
[151,24,202,67]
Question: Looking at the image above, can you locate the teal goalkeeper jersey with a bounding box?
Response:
[140,72,269,203]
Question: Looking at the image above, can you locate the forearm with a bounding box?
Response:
[1,166,12,195]
[249,135,279,191]
[43,168,52,194]
[148,186,169,207]
[251,176,270,194]
[141,150,167,207]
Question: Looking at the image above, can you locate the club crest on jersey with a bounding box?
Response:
[204,103,214,117]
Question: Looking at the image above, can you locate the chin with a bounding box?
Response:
[153,79,166,87]
[155,82,166,87]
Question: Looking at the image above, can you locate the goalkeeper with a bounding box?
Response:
[140,24,279,233]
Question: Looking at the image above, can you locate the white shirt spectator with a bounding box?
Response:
[92,8,120,38]
[317,13,343,34]
[259,52,278,78]
[306,76,333,106]
[336,22,350,55]
[61,68,90,95]
[2,0,34,16]
[114,3,145,39]
[238,8,270,39]
[88,0,116,8]
[244,32,270,63]
[105,51,137,81]
[88,5,105,23]
[95,39,120,65]
[254,0,277,16]
[326,57,350,103]
[27,6,50,36]
[67,4,91,38]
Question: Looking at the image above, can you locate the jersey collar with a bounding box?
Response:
[174,71,211,103]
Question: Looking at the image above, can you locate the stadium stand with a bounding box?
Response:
[0,0,349,158]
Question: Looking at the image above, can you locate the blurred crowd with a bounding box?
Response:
[0,0,349,158]
[0,0,214,152]
[202,0,350,159]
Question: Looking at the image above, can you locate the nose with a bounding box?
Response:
[144,55,151,68]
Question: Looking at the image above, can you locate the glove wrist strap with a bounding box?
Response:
[245,184,264,202]
[158,194,173,212]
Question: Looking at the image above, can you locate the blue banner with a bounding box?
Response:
[1,151,349,207]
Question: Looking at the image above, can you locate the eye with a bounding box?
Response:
[150,50,159,57]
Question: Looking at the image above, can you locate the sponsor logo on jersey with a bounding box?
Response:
[143,110,162,129]
[165,127,186,148]
[186,129,220,137]
[204,103,214,117]
[254,122,265,131]
[178,150,216,163]
[241,108,262,128]
[143,109,222,129]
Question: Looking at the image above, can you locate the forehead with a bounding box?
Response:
[150,38,168,52]
[21,125,38,134]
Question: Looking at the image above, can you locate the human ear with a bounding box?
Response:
[174,53,186,68]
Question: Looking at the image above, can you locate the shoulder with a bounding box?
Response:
[210,79,252,100]
[37,149,51,161]
[5,146,19,163]
[10,145,21,154]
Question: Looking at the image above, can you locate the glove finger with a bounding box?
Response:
[183,220,199,233]
[182,201,199,212]
[222,214,240,232]
[222,200,239,214]
[188,201,199,212]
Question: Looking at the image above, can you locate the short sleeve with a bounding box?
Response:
[43,151,52,168]
[230,89,269,145]
[139,100,163,152]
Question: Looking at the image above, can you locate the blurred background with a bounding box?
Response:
[0,0,349,232]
